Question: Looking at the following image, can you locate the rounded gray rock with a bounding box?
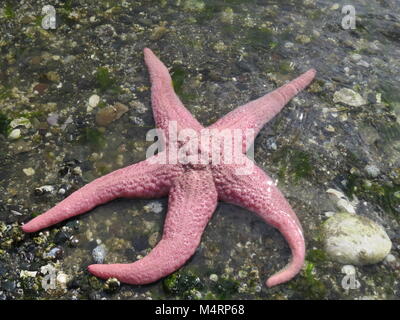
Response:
[333,88,367,107]
[322,212,392,265]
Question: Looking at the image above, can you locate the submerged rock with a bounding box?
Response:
[95,102,129,126]
[322,212,392,265]
[333,88,367,107]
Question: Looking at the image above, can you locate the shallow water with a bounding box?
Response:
[0,0,399,300]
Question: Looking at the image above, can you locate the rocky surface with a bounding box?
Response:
[0,0,399,300]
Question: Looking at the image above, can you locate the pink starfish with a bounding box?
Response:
[22,48,316,287]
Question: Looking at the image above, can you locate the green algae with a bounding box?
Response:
[0,224,25,250]
[289,261,327,300]
[171,66,186,96]
[162,269,240,300]
[78,127,106,149]
[211,276,240,300]
[163,270,203,298]
[4,2,16,20]
[0,86,12,101]
[307,249,328,265]
[34,15,44,27]
[19,275,42,297]
[279,60,295,74]
[170,66,196,102]
[95,67,123,94]
[0,112,11,136]
[62,0,73,13]
[95,67,116,93]
[344,173,400,219]
[15,111,46,120]
[275,147,314,183]
[245,27,274,48]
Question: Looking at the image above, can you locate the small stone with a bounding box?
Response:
[23,168,35,176]
[364,164,380,178]
[220,7,234,24]
[144,201,163,214]
[325,124,335,132]
[350,53,362,62]
[337,198,356,214]
[8,128,21,140]
[95,102,129,126]
[30,56,42,65]
[46,71,60,82]
[33,83,48,95]
[10,117,31,129]
[327,188,357,214]
[44,247,63,260]
[284,42,294,48]
[34,185,55,196]
[72,166,82,176]
[296,34,311,44]
[330,3,340,10]
[92,244,107,263]
[209,274,218,282]
[129,100,147,114]
[150,23,168,41]
[357,60,370,68]
[333,88,367,107]
[324,211,336,218]
[384,254,396,264]
[238,270,248,278]
[88,94,100,108]
[322,212,392,265]
[20,270,38,278]
[47,113,59,126]
[148,232,160,247]
[56,272,69,289]
[213,41,227,53]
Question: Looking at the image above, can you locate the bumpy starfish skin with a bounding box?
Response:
[22,48,316,287]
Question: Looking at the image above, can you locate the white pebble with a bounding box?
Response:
[23,167,35,176]
[209,274,218,282]
[8,128,21,140]
[88,94,100,108]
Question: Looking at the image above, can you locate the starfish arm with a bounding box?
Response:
[144,48,204,135]
[209,69,316,149]
[22,153,182,233]
[212,160,305,287]
[88,169,217,285]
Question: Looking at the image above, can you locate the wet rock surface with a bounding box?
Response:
[0,0,399,300]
